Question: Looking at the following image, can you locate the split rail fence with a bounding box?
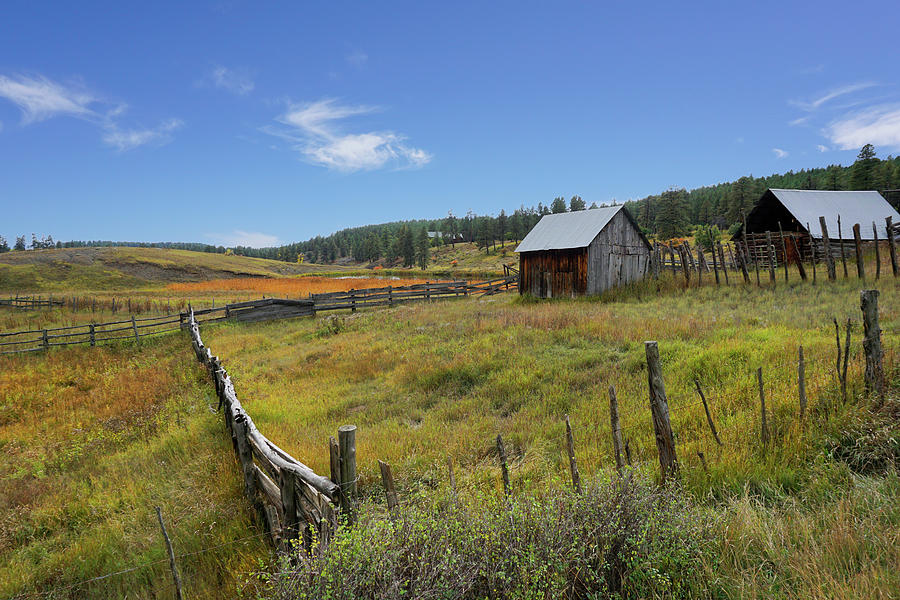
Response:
[0,277,519,355]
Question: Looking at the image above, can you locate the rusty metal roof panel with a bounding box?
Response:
[515,206,623,252]
[769,189,899,240]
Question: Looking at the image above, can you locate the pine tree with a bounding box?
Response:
[14,236,26,251]
[496,210,507,247]
[851,144,878,189]
[655,188,690,239]
[0,236,9,253]
[569,195,586,211]
[415,227,430,269]
[550,196,567,213]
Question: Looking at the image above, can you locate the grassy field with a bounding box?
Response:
[198,274,898,598]
[1,251,897,598]
[0,332,269,599]
[0,246,352,293]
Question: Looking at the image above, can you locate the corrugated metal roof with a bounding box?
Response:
[515,206,623,252]
[769,189,900,240]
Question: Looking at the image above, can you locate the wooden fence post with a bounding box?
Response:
[155,507,185,600]
[736,242,750,284]
[695,245,703,287]
[693,379,722,446]
[838,215,848,278]
[808,223,817,283]
[887,217,898,277]
[798,346,807,421]
[819,216,837,281]
[564,415,582,494]
[789,236,807,281]
[131,315,139,343]
[757,367,769,449]
[329,437,341,487]
[778,223,789,282]
[711,242,720,285]
[645,341,678,482]
[853,223,865,280]
[608,385,625,476]
[338,425,357,517]
[378,460,399,520]
[718,242,730,285]
[89,324,96,347]
[496,434,511,497]
[765,231,777,286]
[873,222,881,280]
[42,329,48,351]
[860,290,885,400]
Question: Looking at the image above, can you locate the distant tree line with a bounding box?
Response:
[7,145,897,261]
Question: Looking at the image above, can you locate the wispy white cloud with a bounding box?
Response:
[266,98,432,172]
[790,82,877,112]
[0,74,98,123]
[816,144,829,152]
[789,116,809,126]
[0,72,182,150]
[346,51,368,68]
[102,118,184,151]
[825,104,900,151]
[206,230,282,248]
[208,66,254,95]
[772,148,788,158]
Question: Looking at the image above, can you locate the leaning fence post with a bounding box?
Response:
[887,216,898,277]
[645,341,678,482]
[765,231,777,286]
[778,223,789,283]
[694,379,722,446]
[860,290,885,400]
[853,223,865,280]
[757,367,769,449]
[378,460,400,520]
[338,425,357,518]
[609,385,625,476]
[155,507,185,600]
[329,436,341,487]
[873,222,881,280]
[807,223,817,283]
[789,235,807,281]
[496,434,511,497]
[819,216,836,281]
[838,215,848,278]
[564,415,582,494]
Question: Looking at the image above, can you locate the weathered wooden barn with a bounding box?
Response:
[515,206,651,298]
[734,189,900,262]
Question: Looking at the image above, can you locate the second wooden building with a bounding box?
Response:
[516,205,651,298]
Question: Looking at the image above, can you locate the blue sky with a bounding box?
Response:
[1,1,899,247]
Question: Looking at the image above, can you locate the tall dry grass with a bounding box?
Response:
[166,276,451,296]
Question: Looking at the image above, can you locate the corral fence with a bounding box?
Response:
[651,216,899,286]
[0,277,519,355]
[0,295,65,309]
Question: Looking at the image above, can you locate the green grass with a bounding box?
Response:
[0,334,269,599]
[194,273,897,598]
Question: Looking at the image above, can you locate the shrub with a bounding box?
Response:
[258,474,719,600]
[694,224,722,252]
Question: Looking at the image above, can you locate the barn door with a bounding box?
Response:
[542,272,552,298]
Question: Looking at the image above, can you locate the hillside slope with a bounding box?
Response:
[0,247,349,292]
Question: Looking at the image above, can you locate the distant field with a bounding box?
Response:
[0,247,353,293]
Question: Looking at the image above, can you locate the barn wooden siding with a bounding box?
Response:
[586,209,650,294]
[520,248,587,298]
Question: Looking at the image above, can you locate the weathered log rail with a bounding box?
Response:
[187,310,340,548]
[0,295,65,310]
